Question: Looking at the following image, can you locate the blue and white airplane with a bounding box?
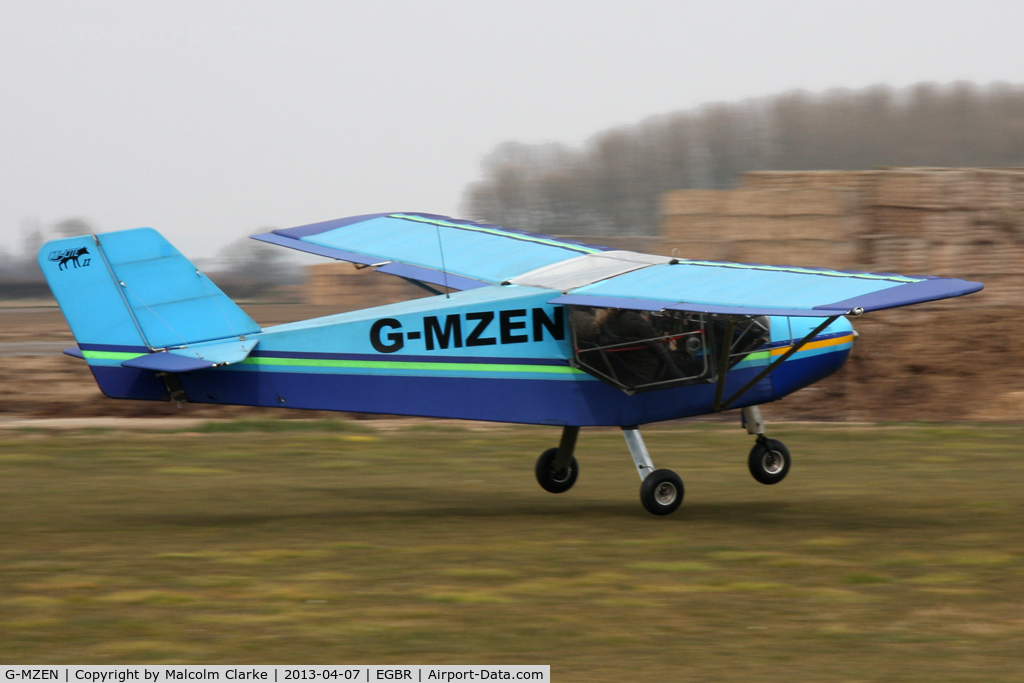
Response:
[40,213,982,515]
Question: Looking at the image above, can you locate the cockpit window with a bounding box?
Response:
[567,306,770,394]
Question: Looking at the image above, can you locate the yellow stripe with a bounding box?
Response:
[770,334,855,357]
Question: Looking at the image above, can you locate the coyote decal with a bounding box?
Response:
[48,246,91,270]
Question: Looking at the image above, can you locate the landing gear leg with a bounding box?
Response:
[622,426,684,516]
[535,426,580,493]
[742,406,791,485]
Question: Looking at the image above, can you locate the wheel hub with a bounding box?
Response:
[550,466,573,483]
[762,450,784,475]
[654,481,677,506]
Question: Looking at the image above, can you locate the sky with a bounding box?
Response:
[2,0,1024,259]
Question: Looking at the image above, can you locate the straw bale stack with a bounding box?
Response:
[305,262,428,310]
[742,171,873,191]
[656,168,1024,420]
[660,168,1024,305]
[661,185,864,267]
[659,190,728,216]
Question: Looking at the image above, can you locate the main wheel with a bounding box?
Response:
[748,438,790,485]
[640,469,684,515]
[535,448,579,493]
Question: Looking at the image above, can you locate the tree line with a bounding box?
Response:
[461,82,1024,236]
[0,219,303,300]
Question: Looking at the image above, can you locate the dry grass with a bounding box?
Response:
[1,421,1023,681]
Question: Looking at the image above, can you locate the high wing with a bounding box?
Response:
[545,259,984,317]
[254,212,982,315]
[253,213,613,291]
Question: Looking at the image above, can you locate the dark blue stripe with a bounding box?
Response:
[249,350,571,365]
[251,232,382,266]
[79,343,150,353]
[815,278,984,313]
[90,363,777,426]
[272,213,394,239]
[771,347,851,398]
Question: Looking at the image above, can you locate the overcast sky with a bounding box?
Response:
[2,0,1024,258]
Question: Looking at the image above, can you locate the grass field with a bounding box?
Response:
[2,420,1023,681]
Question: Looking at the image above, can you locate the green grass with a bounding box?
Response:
[173,418,370,434]
[2,421,1024,681]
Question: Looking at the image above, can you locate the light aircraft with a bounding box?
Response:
[40,213,982,515]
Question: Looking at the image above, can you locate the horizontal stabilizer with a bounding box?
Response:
[121,352,217,373]
[120,338,258,373]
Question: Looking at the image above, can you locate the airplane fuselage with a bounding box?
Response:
[79,285,854,427]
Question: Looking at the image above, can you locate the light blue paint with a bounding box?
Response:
[299,215,593,285]
[572,262,905,310]
[40,228,261,351]
[256,285,573,360]
[788,315,854,341]
[169,337,259,363]
[97,229,261,348]
[38,235,149,348]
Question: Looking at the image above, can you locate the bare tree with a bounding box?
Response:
[462,82,1024,236]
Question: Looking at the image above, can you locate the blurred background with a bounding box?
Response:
[4,2,1024,676]
[3,0,1024,423]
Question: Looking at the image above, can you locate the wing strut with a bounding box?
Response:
[714,315,839,412]
[712,317,735,411]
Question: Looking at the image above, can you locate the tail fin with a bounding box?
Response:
[39,228,261,351]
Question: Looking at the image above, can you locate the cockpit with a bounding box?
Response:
[567,306,770,394]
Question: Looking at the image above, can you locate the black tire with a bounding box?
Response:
[640,469,684,516]
[748,438,791,485]
[535,447,579,493]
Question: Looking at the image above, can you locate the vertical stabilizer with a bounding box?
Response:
[39,228,261,350]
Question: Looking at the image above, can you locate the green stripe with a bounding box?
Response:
[83,350,145,361]
[390,214,602,255]
[82,349,584,375]
[242,356,585,374]
[677,260,922,283]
